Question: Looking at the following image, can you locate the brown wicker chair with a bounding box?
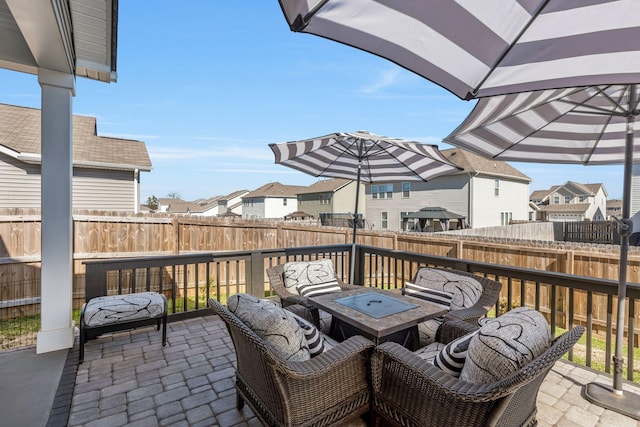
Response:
[266,263,361,328]
[208,298,374,427]
[370,325,585,427]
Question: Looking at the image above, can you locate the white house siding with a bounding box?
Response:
[0,153,41,208]
[333,182,365,214]
[633,164,640,215]
[471,175,529,228]
[73,168,136,211]
[265,197,298,219]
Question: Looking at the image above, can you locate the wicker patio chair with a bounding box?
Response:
[266,263,360,329]
[208,298,374,427]
[370,325,585,427]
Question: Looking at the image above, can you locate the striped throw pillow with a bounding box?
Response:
[433,331,478,377]
[404,282,453,310]
[297,280,342,297]
[293,315,325,357]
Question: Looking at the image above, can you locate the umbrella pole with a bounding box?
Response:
[584,84,640,420]
[349,163,362,284]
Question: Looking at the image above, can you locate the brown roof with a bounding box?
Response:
[244,182,306,198]
[441,148,530,181]
[297,178,351,194]
[538,203,590,214]
[0,103,151,170]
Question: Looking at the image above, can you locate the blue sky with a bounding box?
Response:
[0,2,625,201]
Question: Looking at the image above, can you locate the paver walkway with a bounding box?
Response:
[66,315,640,427]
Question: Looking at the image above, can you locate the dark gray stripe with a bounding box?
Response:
[502,27,640,66]
[542,0,617,13]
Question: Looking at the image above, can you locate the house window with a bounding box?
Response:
[283,198,287,206]
[372,184,394,199]
[500,211,512,225]
[402,182,411,198]
[320,194,331,205]
[554,196,560,204]
[579,195,586,202]
[565,196,571,203]
[381,212,388,229]
[494,179,500,196]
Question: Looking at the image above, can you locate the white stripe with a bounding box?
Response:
[521,1,640,42]
[485,52,640,90]
[312,0,490,88]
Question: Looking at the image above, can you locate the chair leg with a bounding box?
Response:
[161,312,167,346]
[236,393,244,410]
[79,327,85,364]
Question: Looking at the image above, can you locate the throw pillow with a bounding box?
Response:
[404,282,453,310]
[292,314,325,357]
[297,280,342,297]
[413,268,483,311]
[283,259,336,295]
[227,294,310,362]
[433,331,478,377]
[460,307,552,384]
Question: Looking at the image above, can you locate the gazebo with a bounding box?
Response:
[0,0,118,353]
[403,207,466,232]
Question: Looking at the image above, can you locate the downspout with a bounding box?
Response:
[468,172,479,227]
[134,169,139,213]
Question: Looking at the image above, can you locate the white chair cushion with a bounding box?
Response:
[417,317,444,347]
[283,259,337,295]
[404,282,453,310]
[83,292,165,327]
[227,294,310,362]
[413,268,483,311]
[414,342,444,362]
[460,307,551,384]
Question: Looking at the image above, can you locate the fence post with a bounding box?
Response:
[171,218,179,255]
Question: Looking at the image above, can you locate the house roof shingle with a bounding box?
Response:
[0,103,151,171]
[441,148,530,181]
[297,178,351,194]
[243,182,306,198]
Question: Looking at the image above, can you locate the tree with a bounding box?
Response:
[146,195,159,210]
[167,192,181,199]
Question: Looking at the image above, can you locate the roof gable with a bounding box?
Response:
[298,178,351,194]
[0,103,151,171]
[442,148,530,181]
[244,182,306,198]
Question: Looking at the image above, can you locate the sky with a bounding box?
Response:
[0,2,626,202]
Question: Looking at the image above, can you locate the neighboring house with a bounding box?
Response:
[530,181,608,222]
[297,178,365,220]
[365,147,531,231]
[158,190,250,217]
[242,182,306,219]
[0,103,151,212]
[157,197,185,213]
[607,199,622,220]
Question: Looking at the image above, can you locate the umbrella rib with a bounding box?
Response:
[468,0,552,99]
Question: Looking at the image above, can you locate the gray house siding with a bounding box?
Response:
[73,168,135,211]
[0,152,41,208]
[297,194,328,218]
[366,177,469,231]
[0,153,137,211]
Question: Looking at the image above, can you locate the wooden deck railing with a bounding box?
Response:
[83,243,640,382]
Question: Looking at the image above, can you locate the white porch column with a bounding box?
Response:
[36,68,76,354]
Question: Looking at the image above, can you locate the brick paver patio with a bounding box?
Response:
[66,315,640,427]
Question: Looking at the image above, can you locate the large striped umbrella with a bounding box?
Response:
[269,130,460,284]
[277,0,640,100]
[444,84,640,416]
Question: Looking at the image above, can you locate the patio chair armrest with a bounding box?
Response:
[445,305,488,323]
[436,318,479,344]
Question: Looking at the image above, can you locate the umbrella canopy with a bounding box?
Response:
[445,84,640,415]
[277,0,640,100]
[270,130,461,283]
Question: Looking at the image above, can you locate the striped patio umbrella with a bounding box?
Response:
[277,0,640,100]
[444,84,640,417]
[269,130,460,283]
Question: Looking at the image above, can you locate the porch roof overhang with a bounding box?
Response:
[403,207,466,220]
[0,0,117,84]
